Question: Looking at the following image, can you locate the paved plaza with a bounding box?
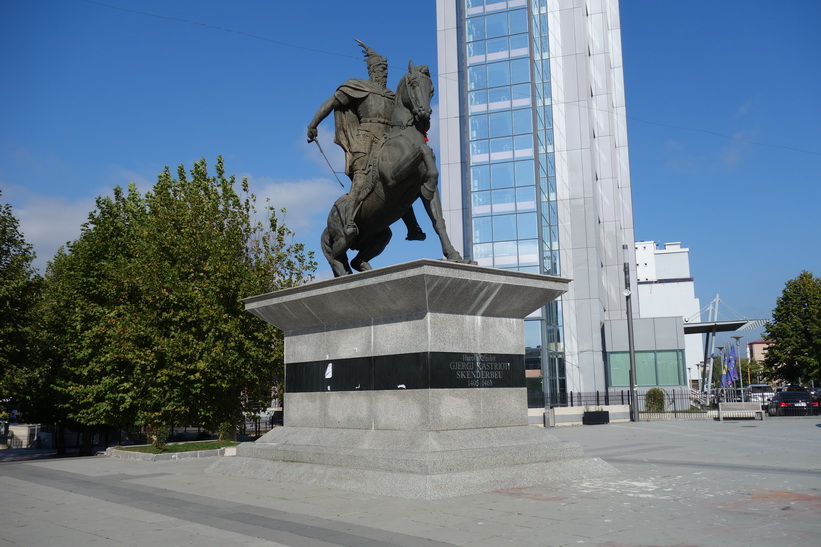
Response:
[1,417,819,546]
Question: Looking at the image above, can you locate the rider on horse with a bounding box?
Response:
[307,41,425,241]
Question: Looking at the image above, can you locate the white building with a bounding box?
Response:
[436,0,686,405]
[635,241,703,385]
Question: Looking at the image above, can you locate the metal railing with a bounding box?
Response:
[533,389,719,421]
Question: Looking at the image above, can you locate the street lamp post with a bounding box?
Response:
[732,335,744,401]
[623,244,639,422]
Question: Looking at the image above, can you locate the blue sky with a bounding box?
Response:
[2,1,819,347]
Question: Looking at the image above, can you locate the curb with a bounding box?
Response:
[106,446,233,461]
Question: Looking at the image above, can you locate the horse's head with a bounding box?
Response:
[399,61,434,130]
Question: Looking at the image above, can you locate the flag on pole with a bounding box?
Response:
[727,343,739,383]
[720,345,731,387]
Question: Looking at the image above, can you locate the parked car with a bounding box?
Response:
[747,383,774,409]
[767,391,816,416]
[715,388,743,403]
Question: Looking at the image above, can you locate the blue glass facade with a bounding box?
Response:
[459,0,564,405]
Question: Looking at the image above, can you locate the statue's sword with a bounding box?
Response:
[313,138,346,188]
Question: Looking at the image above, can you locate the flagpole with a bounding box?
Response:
[720,343,729,401]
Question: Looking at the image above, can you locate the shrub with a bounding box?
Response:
[217,421,235,441]
[147,424,171,452]
[645,388,666,413]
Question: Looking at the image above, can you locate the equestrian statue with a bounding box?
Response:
[307,41,467,277]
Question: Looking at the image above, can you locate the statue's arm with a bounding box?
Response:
[307,95,346,142]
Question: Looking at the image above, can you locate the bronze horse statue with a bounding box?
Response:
[321,62,465,277]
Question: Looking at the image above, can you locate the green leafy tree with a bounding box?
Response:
[0,191,42,425]
[27,184,148,453]
[129,158,315,434]
[738,357,764,385]
[763,271,821,383]
[745,359,765,384]
[29,157,315,448]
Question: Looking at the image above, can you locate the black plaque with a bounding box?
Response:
[286,352,524,393]
[428,352,525,389]
[284,356,373,393]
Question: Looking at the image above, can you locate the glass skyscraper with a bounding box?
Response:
[436,0,639,404]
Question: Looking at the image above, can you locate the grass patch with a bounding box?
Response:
[116,439,239,454]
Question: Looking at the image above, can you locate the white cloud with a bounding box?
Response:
[2,143,73,177]
[720,130,758,167]
[2,167,346,275]
[663,139,697,172]
[1,183,95,273]
[721,146,742,166]
[735,101,753,118]
[109,168,154,195]
[301,122,346,180]
[241,175,342,236]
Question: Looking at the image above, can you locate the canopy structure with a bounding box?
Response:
[687,295,769,399]
[683,319,766,335]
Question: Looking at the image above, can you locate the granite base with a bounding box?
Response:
[207,425,617,500]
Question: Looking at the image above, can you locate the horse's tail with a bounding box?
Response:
[321,227,334,263]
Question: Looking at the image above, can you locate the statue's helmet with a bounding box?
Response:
[356,39,387,74]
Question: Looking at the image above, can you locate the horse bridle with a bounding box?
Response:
[403,68,431,126]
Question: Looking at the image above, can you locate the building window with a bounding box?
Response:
[461,0,562,403]
[606,350,686,387]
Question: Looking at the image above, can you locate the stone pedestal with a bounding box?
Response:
[207,260,617,499]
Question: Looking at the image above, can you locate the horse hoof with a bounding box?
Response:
[351,259,372,272]
[406,228,427,241]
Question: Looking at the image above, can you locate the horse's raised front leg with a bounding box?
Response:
[402,208,426,241]
[422,187,464,262]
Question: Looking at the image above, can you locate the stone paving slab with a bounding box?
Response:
[1,416,819,546]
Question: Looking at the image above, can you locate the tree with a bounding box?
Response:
[763,271,821,383]
[29,157,315,448]
[126,158,315,434]
[738,358,764,385]
[27,184,148,452]
[0,192,42,427]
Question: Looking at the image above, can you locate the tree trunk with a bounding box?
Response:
[56,422,66,455]
[78,426,94,456]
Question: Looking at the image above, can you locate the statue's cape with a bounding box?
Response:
[333,79,395,177]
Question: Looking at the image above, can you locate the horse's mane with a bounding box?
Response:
[403,64,430,79]
[397,65,431,95]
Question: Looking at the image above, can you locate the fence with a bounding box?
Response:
[532,389,715,421]
[1,418,277,451]
[0,431,23,449]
